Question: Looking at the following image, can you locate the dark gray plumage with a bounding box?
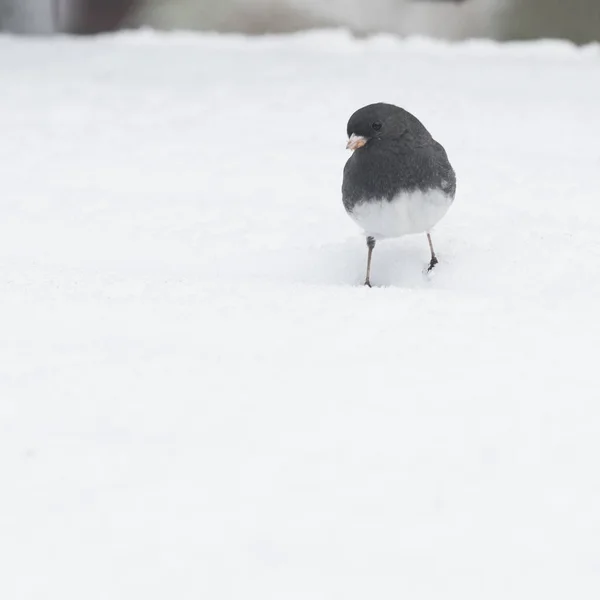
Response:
[342,103,456,286]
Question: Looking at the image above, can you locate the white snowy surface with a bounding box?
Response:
[2,30,600,599]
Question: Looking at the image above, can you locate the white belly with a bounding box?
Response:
[348,188,453,240]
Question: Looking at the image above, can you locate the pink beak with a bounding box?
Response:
[346,134,367,150]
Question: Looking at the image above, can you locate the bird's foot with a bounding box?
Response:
[427,256,438,272]
[364,279,372,288]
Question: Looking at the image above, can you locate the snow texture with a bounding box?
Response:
[2,30,600,599]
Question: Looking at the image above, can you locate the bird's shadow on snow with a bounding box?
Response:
[240,235,449,289]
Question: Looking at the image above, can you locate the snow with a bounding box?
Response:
[1,30,600,599]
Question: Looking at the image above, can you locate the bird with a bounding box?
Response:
[342,102,456,287]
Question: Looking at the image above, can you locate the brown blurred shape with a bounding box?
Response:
[69,0,135,33]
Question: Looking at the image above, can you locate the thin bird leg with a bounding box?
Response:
[365,236,376,287]
[427,232,438,272]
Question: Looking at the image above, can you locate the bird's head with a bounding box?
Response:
[346,103,410,151]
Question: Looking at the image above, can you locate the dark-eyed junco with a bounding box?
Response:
[342,103,456,287]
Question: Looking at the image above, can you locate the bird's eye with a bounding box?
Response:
[372,122,382,131]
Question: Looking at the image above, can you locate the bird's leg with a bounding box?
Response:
[365,236,376,287]
[427,232,438,272]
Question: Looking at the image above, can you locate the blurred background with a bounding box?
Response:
[0,0,599,42]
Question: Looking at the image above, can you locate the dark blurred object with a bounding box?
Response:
[500,0,600,45]
[69,0,134,33]
[2,0,599,44]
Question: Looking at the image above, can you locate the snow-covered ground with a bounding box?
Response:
[2,31,600,599]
